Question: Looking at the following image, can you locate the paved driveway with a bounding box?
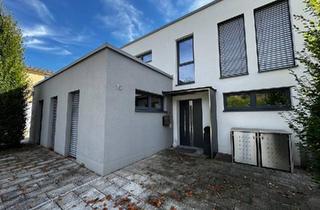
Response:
[0,145,319,210]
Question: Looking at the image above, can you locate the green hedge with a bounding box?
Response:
[0,86,28,147]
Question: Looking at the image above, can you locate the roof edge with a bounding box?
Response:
[26,67,53,76]
[34,43,173,87]
[121,0,223,49]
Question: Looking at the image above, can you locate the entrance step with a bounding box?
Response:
[174,146,206,157]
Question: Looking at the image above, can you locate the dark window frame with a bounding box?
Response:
[218,14,249,79]
[135,89,164,113]
[254,0,296,73]
[223,87,292,112]
[136,50,152,63]
[176,35,195,85]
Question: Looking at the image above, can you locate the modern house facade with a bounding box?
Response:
[30,0,304,175]
[122,0,304,164]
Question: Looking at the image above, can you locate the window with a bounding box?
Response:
[177,36,195,85]
[224,87,291,111]
[137,51,152,63]
[218,15,248,78]
[135,90,163,112]
[255,0,295,72]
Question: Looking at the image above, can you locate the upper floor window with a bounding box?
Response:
[135,90,163,112]
[254,0,295,72]
[224,87,291,111]
[218,15,248,78]
[177,36,195,85]
[137,51,152,63]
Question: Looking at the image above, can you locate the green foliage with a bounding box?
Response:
[288,0,320,180]
[0,3,28,147]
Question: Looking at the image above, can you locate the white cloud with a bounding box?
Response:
[154,0,179,22]
[149,0,215,24]
[188,0,215,12]
[24,38,45,46]
[26,0,55,22]
[22,25,51,38]
[22,25,72,56]
[26,43,72,55]
[99,0,148,42]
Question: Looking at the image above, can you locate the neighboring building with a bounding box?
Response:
[25,68,52,139]
[30,0,305,175]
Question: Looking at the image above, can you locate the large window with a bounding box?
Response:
[135,90,163,112]
[137,51,152,63]
[255,0,295,72]
[177,36,195,85]
[224,87,291,111]
[218,15,248,78]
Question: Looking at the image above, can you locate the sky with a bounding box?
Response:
[3,0,214,72]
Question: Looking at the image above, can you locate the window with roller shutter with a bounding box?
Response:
[218,15,248,78]
[254,0,295,72]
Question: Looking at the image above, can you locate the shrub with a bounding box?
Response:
[288,0,320,180]
[0,3,28,147]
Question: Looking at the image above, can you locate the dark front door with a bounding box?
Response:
[179,99,203,148]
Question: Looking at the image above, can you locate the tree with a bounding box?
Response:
[288,0,320,180]
[0,2,28,147]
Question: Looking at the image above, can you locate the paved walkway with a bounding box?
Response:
[0,145,319,210]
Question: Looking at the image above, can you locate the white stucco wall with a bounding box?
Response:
[30,49,108,174]
[103,49,173,174]
[122,0,305,164]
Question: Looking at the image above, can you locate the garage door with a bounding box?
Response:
[50,97,58,149]
[69,91,79,158]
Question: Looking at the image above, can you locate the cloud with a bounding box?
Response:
[22,25,51,38]
[188,0,215,12]
[26,0,55,23]
[21,24,94,55]
[25,40,72,56]
[24,38,45,46]
[149,0,215,24]
[22,25,73,56]
[153,0,179,22]
[98,0,149,42]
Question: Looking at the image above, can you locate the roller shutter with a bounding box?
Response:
[218,15,248,78]
[255,0,295,72]
[50,97,57,149]
[69,91,79,158]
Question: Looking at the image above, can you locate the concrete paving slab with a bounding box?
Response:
[0,145,319,210]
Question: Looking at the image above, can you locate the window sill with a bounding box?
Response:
[220,72,249,79]
[258,64,299,73]
[135,109,167,113]
[223,108,292,112]
[176,81,195,86]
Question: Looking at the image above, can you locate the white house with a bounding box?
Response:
[30,0,305,175]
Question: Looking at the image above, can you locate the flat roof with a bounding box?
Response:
[34,43,173,87]
[122,0,223,48]
[163,86,216,96]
